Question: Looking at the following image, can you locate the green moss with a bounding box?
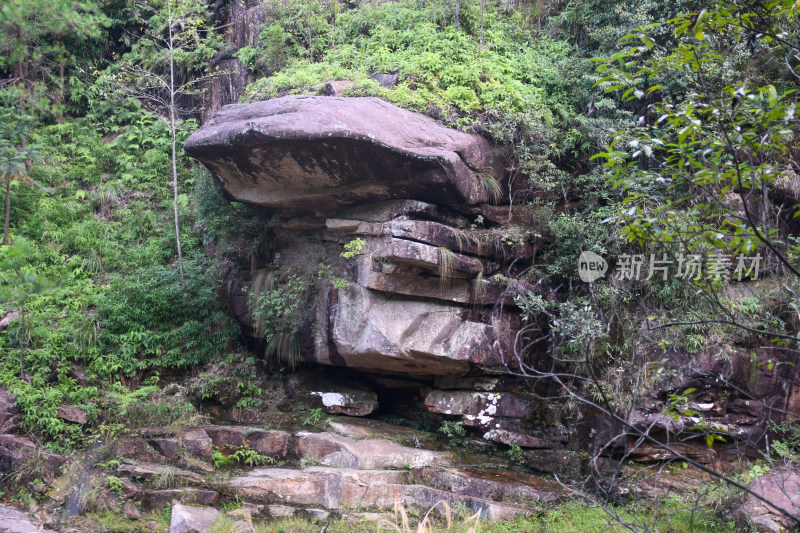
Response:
[243,0,579,125]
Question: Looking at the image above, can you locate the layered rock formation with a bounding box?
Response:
[185,95,554,448]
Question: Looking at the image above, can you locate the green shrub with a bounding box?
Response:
[439,420,467,447]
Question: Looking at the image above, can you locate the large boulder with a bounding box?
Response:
[185,96,545,449]
[168,502,220,533]
[184,96,498,215]
[0,504,56,533]
[735,468,800,532]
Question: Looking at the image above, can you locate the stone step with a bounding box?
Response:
[422,467,565,503]
[225,466,531,521]
[295,431,451,470]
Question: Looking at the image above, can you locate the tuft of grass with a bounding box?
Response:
[438,247,457,290]
[380,500,481,533]
[472,271,487,307]
[264,333,300,372]
[480,173,503,205]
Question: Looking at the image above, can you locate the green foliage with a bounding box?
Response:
[96,259,236,370]
[594,0,799,262]
[505,443,525,465]
[106,476,124,494]
[302,407,327,427]
[768,416,800,462]
[0,0,112,119]
[244,0,583,129]
[341,237,366,259]
[516,293,606,360]
[248,270,313,370]
[0,78,237,448]
[212,445,275,469]
[438,420,467,447]
[194,357,265,409]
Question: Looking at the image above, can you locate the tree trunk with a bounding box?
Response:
[3,175,10,246]
[171,120,185,286]
[480,0,484,45]
[16,25,24,82]
[56,42,65,124]
[455,0,460,30]
[18,302,25,379]
[168,1,185,286]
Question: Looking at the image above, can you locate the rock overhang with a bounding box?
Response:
[184,95,498,215]
[186,95,528,404]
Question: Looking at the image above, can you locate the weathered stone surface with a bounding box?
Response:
[57,405,87,424]
[483,429,561,448]
[425,390,545,430]
[735,469,800,532]
[336,200,468,226]
[423,467,564,503]
[369,237,490,278]
[302,508,331,521]
[0,388,19,434]
[138,488,219,510]
[241,502,266,517]
[346,481,526,521]
[226,509,256,533]
[122,501,141,520]
[323,80,355,96]
[318,284,516,376]
[168,502,219,533]
[356,263,508,306]
[184,96,495,215]
[202,59,249,124]
[523,449,582,477]
[227,467,526,521]
[0,435,65,481]
[266,504,297,517]
[295,431,450,470]
[182,429,213,463]
[116,459,203,484]
[329,218,531,265]
[0,435,31,474]
[626,441,717,464]
[152,438,181,459]
[229,468,343,509]
[434,376,504,391]
[285,372,378,417]
[327,417,429,444]
[200,426,289,458]
[370,73,398,89]
[201,405,292,426]
[0,504,56,533]
[118,438,167,464]
[0,312,19,331]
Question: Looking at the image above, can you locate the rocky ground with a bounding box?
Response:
[1,372,798,532]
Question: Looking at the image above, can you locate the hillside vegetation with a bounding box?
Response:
[0,0,798,530]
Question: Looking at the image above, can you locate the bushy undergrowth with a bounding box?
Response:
[0,99,237,451]
[247,0,577,120]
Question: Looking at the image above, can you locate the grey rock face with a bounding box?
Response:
[0,504,56,533]
[184,96,496,215]
[168,501,220,533]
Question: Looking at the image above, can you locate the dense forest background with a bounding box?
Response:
[0,0,798,530]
